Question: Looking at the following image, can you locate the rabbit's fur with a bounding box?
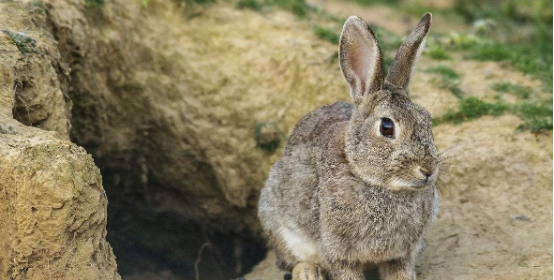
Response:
[258,13,438,280]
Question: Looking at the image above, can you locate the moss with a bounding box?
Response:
[29,1,46,14]
[254,122,285,152]
[313,26,340,44]
[2,29,38,57]
[491,82,531,99]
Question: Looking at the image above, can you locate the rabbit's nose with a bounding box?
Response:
[419,167,433,178]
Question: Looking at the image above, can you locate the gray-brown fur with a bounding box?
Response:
[258,14,438,280]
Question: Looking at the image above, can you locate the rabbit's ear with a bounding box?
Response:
[339,16,385,105]
[385,13,432,92]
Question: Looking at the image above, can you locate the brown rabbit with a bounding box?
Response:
[258,13,439,280]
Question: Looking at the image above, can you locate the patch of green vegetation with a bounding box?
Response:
[452,0,553,90]
[434,96,552,132]
[236,0,262,11]
[466,42,512,61]
[425,65,463,99]
[2,29,38,57]
[85,0,105,7]
[491,82,532,99]
[425,65,459,79]
[29,1,46,14]
[434,97,510,125]
[344,0,401,6]
[427,45,451,60]
[254,122,285,152]
[313,26,340,44]
[269,0,310,17]
[517,101,553,132]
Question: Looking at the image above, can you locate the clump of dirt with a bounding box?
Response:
[0,2,119,279]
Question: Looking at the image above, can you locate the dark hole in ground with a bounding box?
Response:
[94,152,267,280]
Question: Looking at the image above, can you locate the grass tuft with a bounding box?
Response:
[434,97,510,125]
[85,0,105,7]
[427,45,451,60]
[425,65,463,99]
[269,0,310,17]
[236,0,263,11]
[491,82,532,99]
[425,65,459,79]
[313,26,340,44]
[434,96,552,132]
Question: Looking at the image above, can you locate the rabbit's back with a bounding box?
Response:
[258,102,353,245]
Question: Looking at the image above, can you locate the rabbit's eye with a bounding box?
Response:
[380,118,395,138]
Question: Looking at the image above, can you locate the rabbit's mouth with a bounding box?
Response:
[388,177,430,191]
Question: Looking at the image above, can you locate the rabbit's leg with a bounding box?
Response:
[327,262,364,280]
[378,257,416,280]
[269,234,298,271]
[292,262,326,280]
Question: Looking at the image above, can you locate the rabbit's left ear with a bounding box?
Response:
[339,16,385,105]
[385,13,432,92]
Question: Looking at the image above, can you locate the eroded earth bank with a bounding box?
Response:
[0,0,551,279]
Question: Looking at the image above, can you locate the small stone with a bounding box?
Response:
[0,125,17,135]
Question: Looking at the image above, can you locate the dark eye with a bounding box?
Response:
[380,118,395,138]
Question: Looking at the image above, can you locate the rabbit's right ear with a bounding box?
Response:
[339,16,385,105]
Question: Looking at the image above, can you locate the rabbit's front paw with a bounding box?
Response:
[292,262,326,280]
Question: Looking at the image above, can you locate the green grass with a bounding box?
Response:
[434,97,511,125]
[451,0,553,90]
[425,65,463,99]
[313,26,340,44]
[425,65,460,79]
[269,0,310,17]
[345,0,401,6]
[466,42,512,61]
[491,82,532,99]
[427,45,451,60]
[236,0,263,11]
[85,0,104,7]
[434,96,552,132]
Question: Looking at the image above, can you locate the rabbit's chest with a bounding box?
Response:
[353,189,434,260]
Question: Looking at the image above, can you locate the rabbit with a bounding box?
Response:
[258,13,439,280]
